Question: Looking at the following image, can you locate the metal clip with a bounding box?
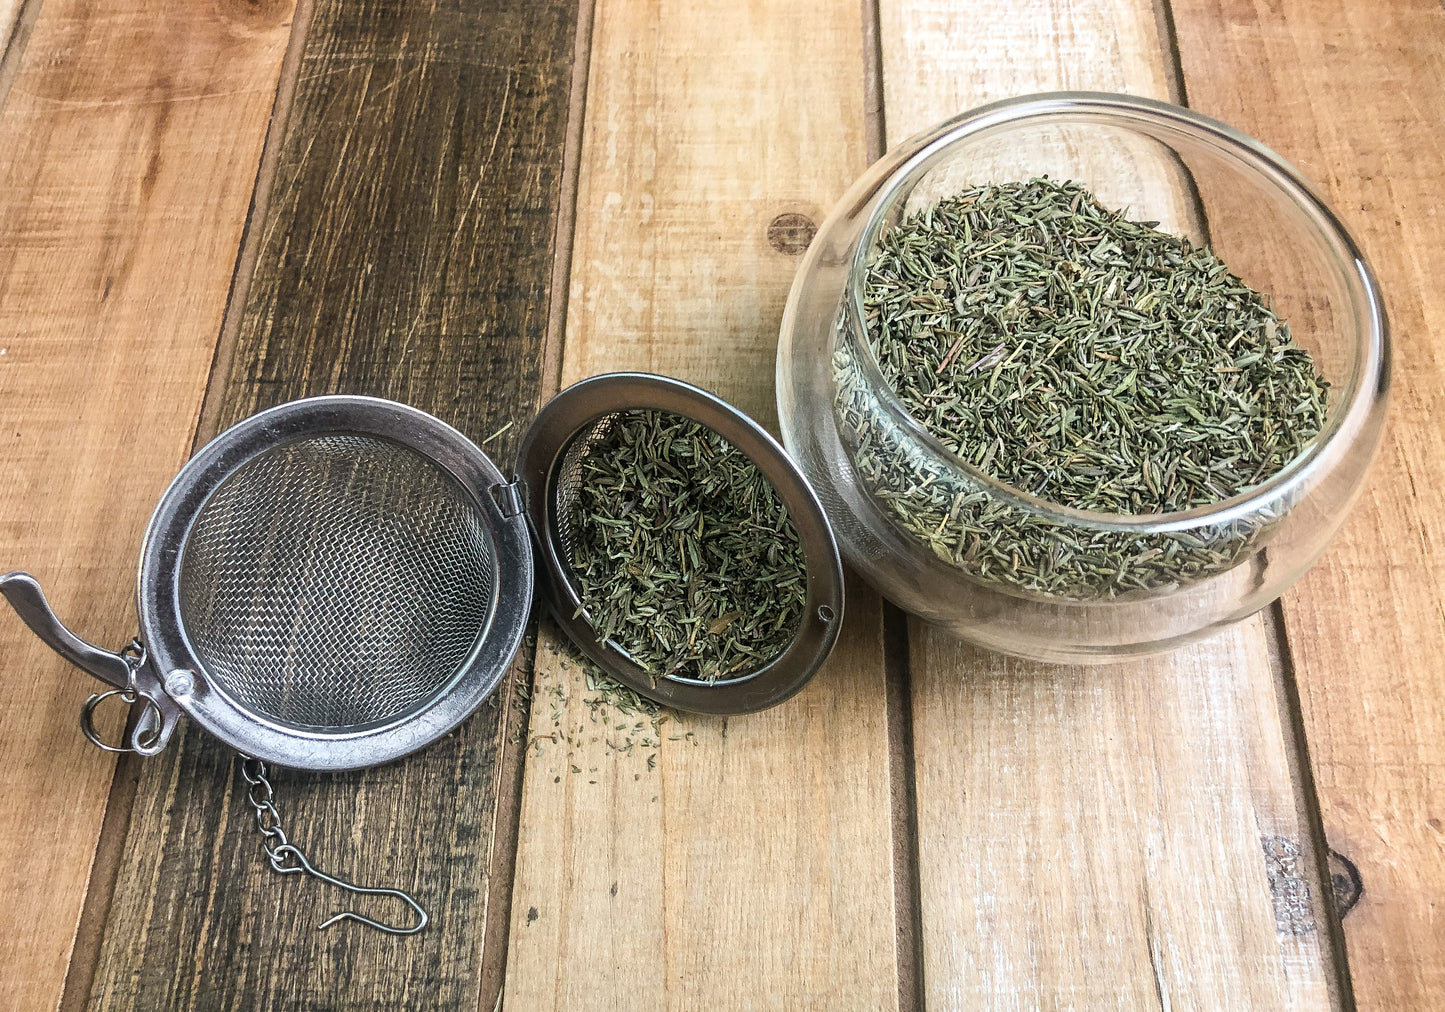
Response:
[79,639,163,754]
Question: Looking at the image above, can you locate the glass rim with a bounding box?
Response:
[842,91,1389,534]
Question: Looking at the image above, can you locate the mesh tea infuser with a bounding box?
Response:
[3,373,843,935]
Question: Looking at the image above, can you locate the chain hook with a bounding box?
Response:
[267,844,430,935]
[238,757,430,936]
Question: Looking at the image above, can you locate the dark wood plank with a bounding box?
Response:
[1173,0,1445,1005]
[87,0,579,1007]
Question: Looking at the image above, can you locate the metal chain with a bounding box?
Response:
[236,757,429,935]
[239,756,292,865]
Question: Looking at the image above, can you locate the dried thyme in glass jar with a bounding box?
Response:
[834,177,1330,600]
[566,409,807,681]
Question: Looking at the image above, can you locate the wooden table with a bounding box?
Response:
[1,0,1440,1008]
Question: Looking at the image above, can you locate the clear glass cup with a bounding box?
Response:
[776,93,1389,663]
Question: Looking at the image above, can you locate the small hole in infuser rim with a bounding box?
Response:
[817,605,835,623]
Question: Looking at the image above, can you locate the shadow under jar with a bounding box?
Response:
[777,92,1389,663]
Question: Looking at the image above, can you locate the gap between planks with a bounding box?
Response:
[195,0,315,453]
[1264,598,1356,1007]
[884,603,926,1012]
[479,0,599,1007]
[1159,0,1352,994]
[862,0,925,1006]
[1156,0,1352,995]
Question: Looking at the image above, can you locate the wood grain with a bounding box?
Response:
[1172,0,1445,1006]
[0,0,294,1007]
[502,0,901,1006]
[877,0,1344,1005]
[83,1,579,1008]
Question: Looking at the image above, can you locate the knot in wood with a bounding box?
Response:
[767,213,816,255]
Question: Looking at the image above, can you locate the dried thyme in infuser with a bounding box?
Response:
[837,177,1330,598]
[567,410,806,681]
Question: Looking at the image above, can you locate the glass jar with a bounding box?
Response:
[776,93,1389,663]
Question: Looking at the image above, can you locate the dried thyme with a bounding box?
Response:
[568,409,806,681]
[837,177,1330,599]
[519,633,689,768]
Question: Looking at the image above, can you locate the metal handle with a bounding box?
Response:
[1,571,183,754]
[1,572,132,687]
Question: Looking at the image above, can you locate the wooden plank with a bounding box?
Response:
[502,1,902,1006]
[1172,0,1445,1006]
[84,1,579,1009]
[878,0,1345,1005]
[0,0,295,1007]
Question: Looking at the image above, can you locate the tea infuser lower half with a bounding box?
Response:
[3,396,534,934]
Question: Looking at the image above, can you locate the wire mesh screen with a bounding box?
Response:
[552,413,620,576]
[176,434,495,729]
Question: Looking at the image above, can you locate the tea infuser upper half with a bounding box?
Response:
[3,375,844,935]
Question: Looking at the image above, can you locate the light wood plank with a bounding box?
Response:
[503,1,901,1007]
[0,0,294,1008]
[1172,0,1445,1006]
[878,0,1342,1005]
[83,1,580,1008]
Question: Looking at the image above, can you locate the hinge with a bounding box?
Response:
[490,480,526,518]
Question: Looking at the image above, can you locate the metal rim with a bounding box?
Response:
[137,396,534,770]
[515,373,844,714]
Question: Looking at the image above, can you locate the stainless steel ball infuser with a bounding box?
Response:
[3,374,844,935]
